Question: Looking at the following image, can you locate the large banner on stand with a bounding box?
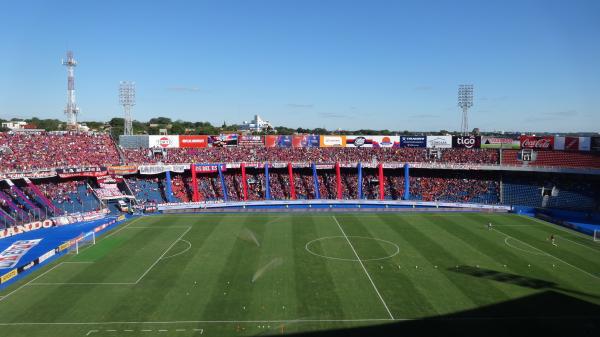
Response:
[238,135,264,147]
[452,136,481,149]
[319,136,346,147]
[346,136,400,148]
[520,136,554,150]
[426,135,452,148]
[149,135,180,148]
[179,135,208,148]
[400,136,426,148]
[292,135,320,148]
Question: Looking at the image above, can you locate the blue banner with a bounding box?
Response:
[277,135,293,148]
[400,136,426,148]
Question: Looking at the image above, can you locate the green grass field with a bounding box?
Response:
[0,212,598,337]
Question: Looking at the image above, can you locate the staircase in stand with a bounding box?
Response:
[24,178,63,215]
[7,180,41,213]
[0,190,29,221]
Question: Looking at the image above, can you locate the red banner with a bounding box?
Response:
[564,137,579,151]
[520,136,554,150]
[264,135,278,147]
[179,135,208,148]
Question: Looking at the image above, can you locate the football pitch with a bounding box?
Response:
[0,212,598,337]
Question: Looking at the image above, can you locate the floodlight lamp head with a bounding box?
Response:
[119,81,136,106]
[458,84,474,109]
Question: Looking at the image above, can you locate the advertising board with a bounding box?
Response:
[319,136,346,147]
[148,135,180,149]
[452,136,481,149]
[520,136,554,150]
[426,135,452,148]
[400,136,426,148]
[238,135,264,147]
[179,135,208,148]
[292,135,320,148]
[480,137,520,149]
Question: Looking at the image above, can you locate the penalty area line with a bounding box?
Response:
[493,227,599,280]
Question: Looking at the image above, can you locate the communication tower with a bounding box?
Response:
[62,51,80,129]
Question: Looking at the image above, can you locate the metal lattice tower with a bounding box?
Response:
[62,51,80,129]
[458,84,474,135]
[119,81,136,135]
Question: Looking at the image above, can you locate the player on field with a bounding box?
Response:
[548,234,557,246]
[487,222,493,230]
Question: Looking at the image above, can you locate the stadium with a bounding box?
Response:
[0,132,599,337]
[1,1,600,336]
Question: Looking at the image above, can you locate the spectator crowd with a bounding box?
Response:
[123,147,500,166]
[0,132,121,172]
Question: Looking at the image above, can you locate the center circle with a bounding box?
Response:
[305,236,400,261]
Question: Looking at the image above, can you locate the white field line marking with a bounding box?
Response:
[29,282,134,286]
[162,213,474,218]
[305,236,400,262]
[1,315,598,326]
[0,319,397,326]
[102,217,144,239]
[52,218,144,258]
[0,261,66,302]
[22,227,193,287]
[126,226,191,229]
[557,235,600,254]
[86,330,98,336]
[134,226,192,284]
[161,240,192,260]
[518,215,595,241]
[503,237,546,256]
[493,227,599,280]
[332,216,395,320]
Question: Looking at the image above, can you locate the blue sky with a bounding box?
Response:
[0,0,599,132]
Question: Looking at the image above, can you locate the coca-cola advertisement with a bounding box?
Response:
[519,136,554,150]
[452,136,481,149]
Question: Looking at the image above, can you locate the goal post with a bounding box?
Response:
[69,231,96,254]
[594,230,600,242]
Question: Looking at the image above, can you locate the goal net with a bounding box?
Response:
[68,231,96,254]
[594,230,600,242]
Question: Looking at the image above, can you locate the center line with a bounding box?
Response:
[332,216,395,320]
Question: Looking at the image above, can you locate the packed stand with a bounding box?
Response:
[0,132,120,172]
[123,147,500,166]
[408,171,499,204]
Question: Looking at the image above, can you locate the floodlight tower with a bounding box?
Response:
[119,81,136,135]
[62,51,80,129]
[458,84,474,135]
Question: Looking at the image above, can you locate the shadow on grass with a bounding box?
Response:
[449,265,600,300]
[275,290,599,337]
